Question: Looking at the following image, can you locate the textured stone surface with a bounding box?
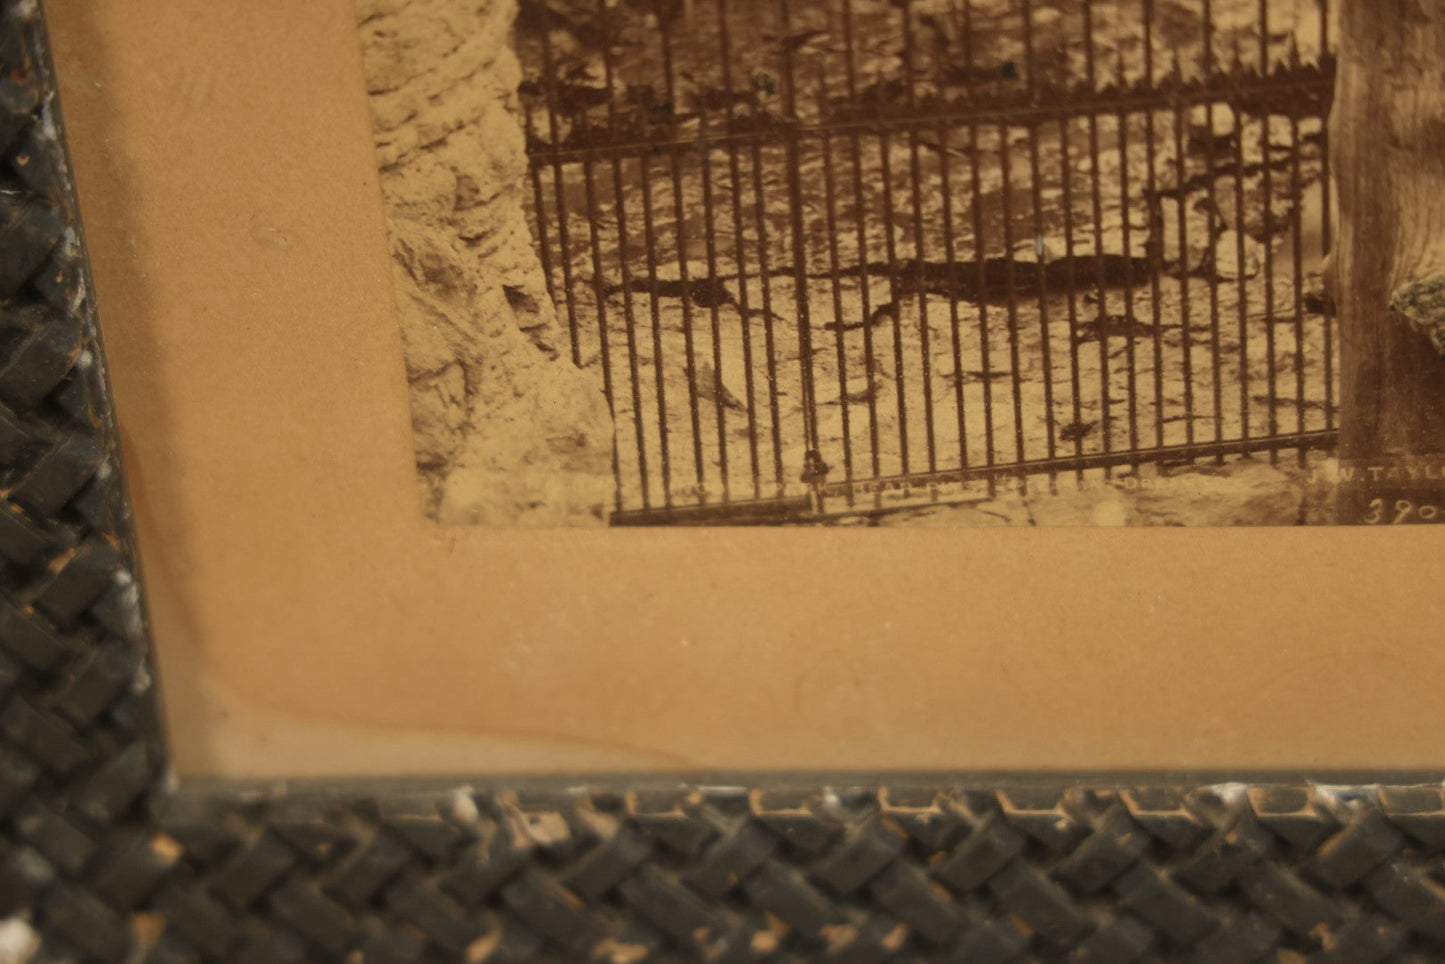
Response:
[1131,459,1303,526]
[357,0,615,525]
[877,455,1317,526]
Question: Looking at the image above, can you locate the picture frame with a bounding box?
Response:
[6,1,1445,961]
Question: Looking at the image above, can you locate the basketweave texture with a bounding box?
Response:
[3,1,1445,961]
[0,1,170,958]
[131,784,1445,964]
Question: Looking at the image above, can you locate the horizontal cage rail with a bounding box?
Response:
[517,0,1340,525]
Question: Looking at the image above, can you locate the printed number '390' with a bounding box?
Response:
[1363,498,1442,524]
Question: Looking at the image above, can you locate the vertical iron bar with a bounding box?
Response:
[878,130,911,475]
[1059,110,1084,481]
[750,139,786,493]
[1257,0,1272,68]
[820,104,855,500]
[1257,0,1278,461]
[1022,0,1056,487]
[696,111,731,503]
[997,122,1027,480]
[668,160,705,498]
[960,0,973,75]
[963,0,995,493]
[1231,89,1250,442]
[1289,79,1307,454]
[1084,2,1112,477]
[901,0,938,474]
[1202,0,1225,453]
[581,159,622,511]
[1171,85,1196,447]
[1319,0,1334,431]
[656,0,683,102]
[659,21,708,497]
[1114,65,1140,463]
[778,0,821,477]
[842,0,882,487]
[969,123,997,494]
[938,120,969,475]
[597,0,651,506]
[611,194,650,507]
[1142,0,1165,452]
[717,0,762,499]
[638,150,673,506]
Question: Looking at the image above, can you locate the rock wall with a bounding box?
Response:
[356,0,615,525]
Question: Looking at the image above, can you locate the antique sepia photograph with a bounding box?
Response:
[356,0,1442,526]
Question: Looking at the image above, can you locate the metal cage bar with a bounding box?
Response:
[517,0,1339,525]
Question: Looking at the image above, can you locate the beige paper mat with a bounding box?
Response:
[42,0,1444,778]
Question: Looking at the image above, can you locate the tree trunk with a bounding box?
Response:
[1333,0,1445,524]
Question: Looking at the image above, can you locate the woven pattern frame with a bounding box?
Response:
[3,2,1445,960]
